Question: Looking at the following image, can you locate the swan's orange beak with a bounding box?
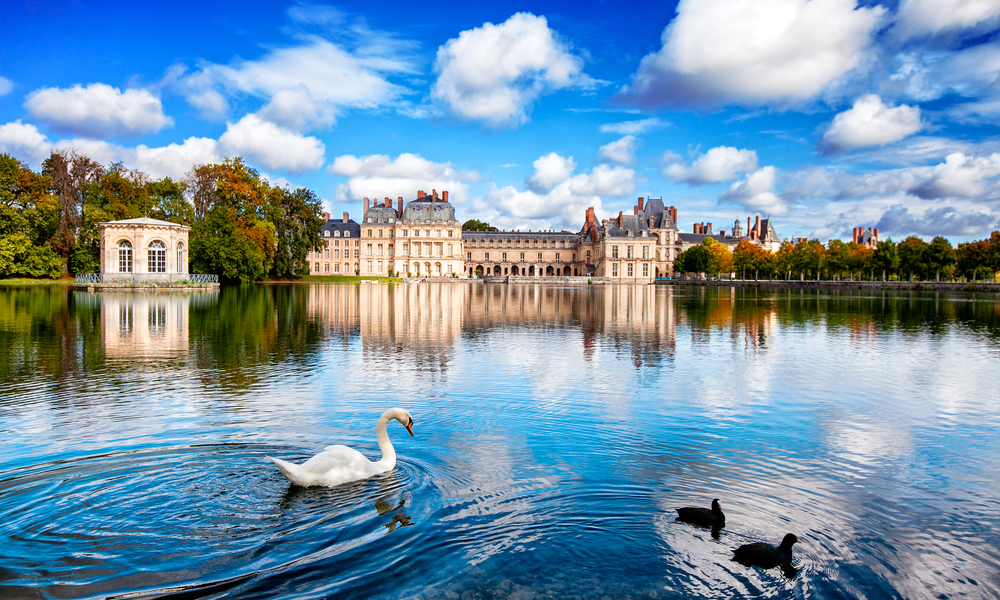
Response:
[406,420,414,437]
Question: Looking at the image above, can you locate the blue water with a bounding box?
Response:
[1,283,999,599]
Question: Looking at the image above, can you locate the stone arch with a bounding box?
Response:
[493,265,501,276]
[434,262,442,275]
[545,265,554,276]
[511,265,520,275]
[413,262,421,275]
[474,265,484,277]
[563,266,571,276]
[528,265,535,276]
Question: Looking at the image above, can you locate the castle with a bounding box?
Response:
[307,190,780,281]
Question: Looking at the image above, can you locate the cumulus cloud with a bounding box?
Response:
[472,153,634,230]
[665,146,758,185]
[875,203,1000,237]
[894,0,1000,39]
[526,153,577,193]
[837,152,1000,200]
[819,94,923,154]
[329,152,483,203]
[173,32,415,129]
[218,114,324,173]
[24,83,172,138]
[0,120,51,165]
[0,76,12,97]
[721,166,787,214]
[599,117,668,135]
[431,13,596,128]
[598,135,639,165]
[615,0,884,108]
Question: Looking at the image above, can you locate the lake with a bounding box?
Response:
[1,283,999,599]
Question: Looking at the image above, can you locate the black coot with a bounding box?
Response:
[675,498,725,527]
[732,533,798,570]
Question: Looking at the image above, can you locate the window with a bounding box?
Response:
[403,243,409,253]
[118,241,132,273]
[627,263,633,277]
[414,230,420,237]
[354,250,359,258]
[378,229,383,237]
[314,263,320,272]
[388,244,393,256]
[586,250,591,258]
[334,249,340,259]
[334,230,341,237]
[323,230,329,237]
[485,252,490,261]
[627,245,634,259]
[366,244,373,256]
[643,263,649,277]
[572,253,576,262]
[612,263,618,277]
[324,249,330,259]
[368,229,373,237]
[377,244,383,256]
[520,252,525,262]
[612,245,619,259]
[502,252,507,262]
[334,263,340,273]
[435,229,442,238]
[344,231,350,237]
[176,242,184,273]
[403,230,408,237]
[537,252,542,262]
[324,263,330,273]
[367,261,372,273]
[148,241,166,273]
[467,252,472,260]
[446,243,452,256]
[643,245,649,259]
[555,253,560,262]
[448,230,453,237]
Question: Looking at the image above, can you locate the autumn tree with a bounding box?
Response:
[733,239,770,279]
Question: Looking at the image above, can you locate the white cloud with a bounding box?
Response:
[615,0,884,108]
[598,117,668,135]
[526,153,577,193]
[432,12,596,128]
[831,152,1000,200]
[329,152,483,203]
[598,135,639,165]
[130,137,222,180]
[820,94,923,154]
[175,34,414,129]
[218,114,324,173]
[0,120,51,165]
[721,166,787,214]
[665,146,758,184]
[0,76,12,97]
[895,0,1000,39]
[24,83,172,138]
[472,154,634,230]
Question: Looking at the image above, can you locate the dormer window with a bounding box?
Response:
[344,231,351,237]
[323,230,330,237]
[334,231,341,237]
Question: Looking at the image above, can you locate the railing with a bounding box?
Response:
[74,273,219,284]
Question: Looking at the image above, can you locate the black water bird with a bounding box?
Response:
[732,533,798,571]
[675,498,726,527]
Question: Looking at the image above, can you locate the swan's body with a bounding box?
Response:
[267,408,414,487]
[676,499,725,527]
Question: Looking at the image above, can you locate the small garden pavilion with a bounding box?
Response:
[98,217,190,281]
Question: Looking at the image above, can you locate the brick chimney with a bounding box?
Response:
[754,215,761,239]
[442,190,449,202]
[322,212,330,221]
[670,206,677,226]
[343,212,349,223]
[634,205,639,215]
[364,197,370,215]
[397,196,403,217]
[852,227,859,244]
[384,197,390,207]
[873,228,879,242]
[432,189,438,201]
[617,211,623,227]
[417,189,425,199]
[638,197,644,211]
[706,223,713,235]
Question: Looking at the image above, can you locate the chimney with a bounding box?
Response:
[384,197,390,207]
[617,211,623,226]
[397,196,403,217]
[693,223,699,234]
[873,228,879,242]
[442,190,449,202]
[322,211,330,221]
[417,190,425,199]
[748,217,753,239]
[343,212,349,223]
[634,205,639,216]
[754,215,761,239]
[638,197,644,211]
[670,206,677,226]
[707,223,713,235]
[852,228,858,244]
[432,189,438,201]
[364,197,370,215]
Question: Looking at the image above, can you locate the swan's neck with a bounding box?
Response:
[376,412,396,468]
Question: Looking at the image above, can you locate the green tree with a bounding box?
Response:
[702,238,732,276]
[462,219,496,231]
[0,154,64,278]
[956,240,991,281]
[790,239,824,280]
[925,236,955,282]
[269,186,324,278]
[897,236,928,281]
[769,240,795,280]
[41,150,104,272]
[872,239,900,281]
[674,245,714,274]
[825,239,850,280]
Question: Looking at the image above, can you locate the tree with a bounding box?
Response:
[674,245,713,274]
[871,239,900,281]
[925,236,955,282]
[825,239,849,280]
[733,239,770,279]
[462,219,496,231]
[897,236,928,281]
[846,242,873,280]
[769,241,795,280]
[790,239,824,280]
[956,239,992,282]
[42,150,104,272]
[702,238,732,276]
[269,186,323,278]
[0,153,64,278]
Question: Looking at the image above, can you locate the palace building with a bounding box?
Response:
[307,190,780,281]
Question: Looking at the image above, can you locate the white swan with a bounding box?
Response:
[267,408,415,487]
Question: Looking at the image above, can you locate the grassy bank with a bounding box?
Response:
[0,277,73,285]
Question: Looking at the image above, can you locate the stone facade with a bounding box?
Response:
[99,217,190,281]
[307,192,779,282]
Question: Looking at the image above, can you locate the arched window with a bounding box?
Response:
[148,241,166,273]
[344,231,351,237]
[176,242,185,273]
[118,241,133,273]
[323,230,330,237]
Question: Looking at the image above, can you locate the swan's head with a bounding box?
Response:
[397,409,415,437]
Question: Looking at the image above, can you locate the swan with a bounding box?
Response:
[267,408,414,487]
[675,499,725,527]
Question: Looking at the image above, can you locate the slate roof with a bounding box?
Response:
[321,218,360,238]
[636,198,676,230]
[363,204,399,224]
[606,214,652,238]
[401,195,457,223]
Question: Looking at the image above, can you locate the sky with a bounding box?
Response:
[2,0,1000,243]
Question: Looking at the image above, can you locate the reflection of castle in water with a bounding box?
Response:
[99,292,218,357]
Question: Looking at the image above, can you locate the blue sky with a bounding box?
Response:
[2,0,1000,242]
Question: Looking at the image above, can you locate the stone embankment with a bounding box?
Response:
[662,279,1000,292]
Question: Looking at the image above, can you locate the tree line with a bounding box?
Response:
[0,151,324,283]
[675,234,1000,282]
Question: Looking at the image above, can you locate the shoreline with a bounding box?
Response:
[660,279,1000,293]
